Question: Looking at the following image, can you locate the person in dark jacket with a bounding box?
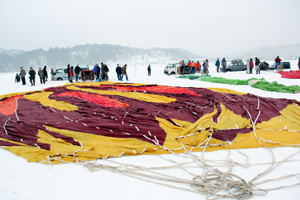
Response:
[255,57,260,74]
[38,68,44,84]
[28,67,36,86]
[102,63,109,80]
[74,65,81,82]
[116,64,122,81]
[147,65,151,76]
[215,58,220,72]
[66,64,71,80]
[15,73,20,83]
[298,57,300,70]
[19,67,26,85]
[43,66,48,82]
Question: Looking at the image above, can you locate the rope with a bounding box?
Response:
[42,92,300,200]
[82,144,300,200]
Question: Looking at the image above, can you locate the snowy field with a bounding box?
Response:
[0,60,300,200]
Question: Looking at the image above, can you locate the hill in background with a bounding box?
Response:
[0,44,199,72]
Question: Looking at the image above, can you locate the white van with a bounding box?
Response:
[164,63,179,75]
[51,69,68,81]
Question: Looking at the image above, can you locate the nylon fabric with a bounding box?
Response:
[0,82,299,164]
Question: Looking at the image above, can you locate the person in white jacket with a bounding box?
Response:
[246,59,250,74]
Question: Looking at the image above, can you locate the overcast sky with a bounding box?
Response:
[0,0,299,57]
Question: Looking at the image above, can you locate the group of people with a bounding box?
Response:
[93,63,110,82]
[179,60,209,75]
[16,66,50,86]
[115,64,129,81]
[244,57,262,74]
[214,58,227,72]
[66,64,83,82]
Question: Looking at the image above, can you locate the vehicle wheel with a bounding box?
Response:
[57,78,63,81]
[226,69,231,72]
[170,72,176,75]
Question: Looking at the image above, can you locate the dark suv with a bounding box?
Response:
[268,61,291,70]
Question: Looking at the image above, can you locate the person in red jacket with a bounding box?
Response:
[274,56,281,69]
[187,60,192,67]
[195,61,201,72]
[249,58,254,74]
[180,60,185,67]
[69,66,74,83]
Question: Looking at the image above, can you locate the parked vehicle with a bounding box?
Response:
[164,64,179,75]
[259,61,269,70]
[268,61,291,70]
[52,67,88,81]
[51,68,68,81]
[221,59,246,72]
[164,63,193,75]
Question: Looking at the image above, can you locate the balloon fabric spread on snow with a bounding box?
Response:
[0,81,300,164]
[179,75,300,93]
[278,70,300,79]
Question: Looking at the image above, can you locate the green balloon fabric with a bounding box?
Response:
[178,76,300,93]
[252,81,300,93]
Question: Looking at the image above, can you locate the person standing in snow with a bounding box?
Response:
[93,64,100,81]
[221,58,227,72]
[15,73,20,83]
[69,66,74,83]
[74,65,81,82]
[121,64,128,81]
[28,67,36,86]
[50,68,55,81]
[19,67,26,85]
[116,64,122,81]
[43,66,48,82]
[249,58,254,74]
[196,61,201,72]
[215,58,220,72]
[255,57,260,74]
[66,64,71,80]
[147,65,151,76]
[102,63,109,80]
[298,57,300,70]
[38,68,44,84]
[203,59,209,75]
[274,56,281,70]
[246,59,250,74]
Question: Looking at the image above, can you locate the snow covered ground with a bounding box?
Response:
[0,60,299,200]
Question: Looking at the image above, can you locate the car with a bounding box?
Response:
[268,61,291,70]
[164,63,179,75]
[51,67,88,81]
[51,68,68,81]
[259,61,269,70]
[221,59,246,72]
